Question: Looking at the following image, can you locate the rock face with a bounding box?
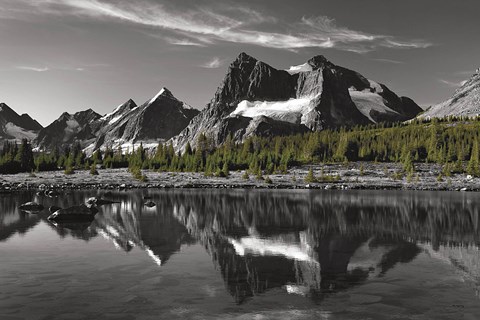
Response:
[420,69,480,119]
[0,103,43,142]
[88,88,199,152]
[172,52,422,152]
[34,109,101,151]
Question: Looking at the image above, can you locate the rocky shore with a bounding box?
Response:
[0,162,479,193]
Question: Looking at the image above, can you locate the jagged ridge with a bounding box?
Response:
[172,52,422,152]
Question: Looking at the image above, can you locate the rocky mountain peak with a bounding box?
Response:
[234,52,257,64]
[75,109,101,123]
[148,87,176,105]
[227,52,258,74]
[58,112,72,121]
[125,98,136,105]
[307,55,333,69]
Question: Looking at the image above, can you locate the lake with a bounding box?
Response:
[1,189,479,319]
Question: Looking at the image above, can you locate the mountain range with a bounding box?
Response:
[4,52,476,153]
[34,88,199,152]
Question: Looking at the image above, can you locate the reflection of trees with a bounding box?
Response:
[0,191,42,242]
[164,190,480,246]
[165,190,479,303]
[1,189,479,303]
[0,211,40,242]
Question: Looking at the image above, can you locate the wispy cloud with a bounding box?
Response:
[16,66,49,72]
[6,0,433,53]
[15,64,90,72]
[164,37,206,47]
[439,79,467,88]
[200,57,222,69]
[372,58,404,64]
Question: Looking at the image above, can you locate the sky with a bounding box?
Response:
[0,0,479,126]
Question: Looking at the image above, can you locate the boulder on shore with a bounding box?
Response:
[47,205,98,223]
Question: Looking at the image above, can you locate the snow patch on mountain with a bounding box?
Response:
[368,80,383,93]
[286,63,313,74]
[108,115,123,125]
[84,139,161,154]
[64,119,80,139]
[101,103,124,121]
[349,90,398,122]
[182,103,194,110]
[4,122,37,140]
[229,96,318,124]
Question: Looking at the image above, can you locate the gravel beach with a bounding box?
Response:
[1,162,479,192]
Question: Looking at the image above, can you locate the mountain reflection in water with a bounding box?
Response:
[1,189,479,305]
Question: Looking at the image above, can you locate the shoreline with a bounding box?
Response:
[1,162,479,193]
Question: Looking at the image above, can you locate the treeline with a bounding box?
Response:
[1,140,128,175]
[141,117,480,177]
[0,139,35,174]
[1,116,480,177]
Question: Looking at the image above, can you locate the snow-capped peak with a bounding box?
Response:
[286,63,313,74]
[149,88,167,104]
[101,103,124,120]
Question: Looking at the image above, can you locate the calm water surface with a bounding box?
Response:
[1,189,480,319]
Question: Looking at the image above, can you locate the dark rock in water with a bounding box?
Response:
[144,201,156,208]
[19,202,44,212]
[86,197,118,207]
[47,205,98,223]
[49,206,62,214]
[143,195,152,200]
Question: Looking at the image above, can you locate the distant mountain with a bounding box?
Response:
[172,52,422,151]
[0,103,42,142]
[420,69,480,119]
[87,87,199,152]
[34,109,101,151]
[34,87,199,153]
